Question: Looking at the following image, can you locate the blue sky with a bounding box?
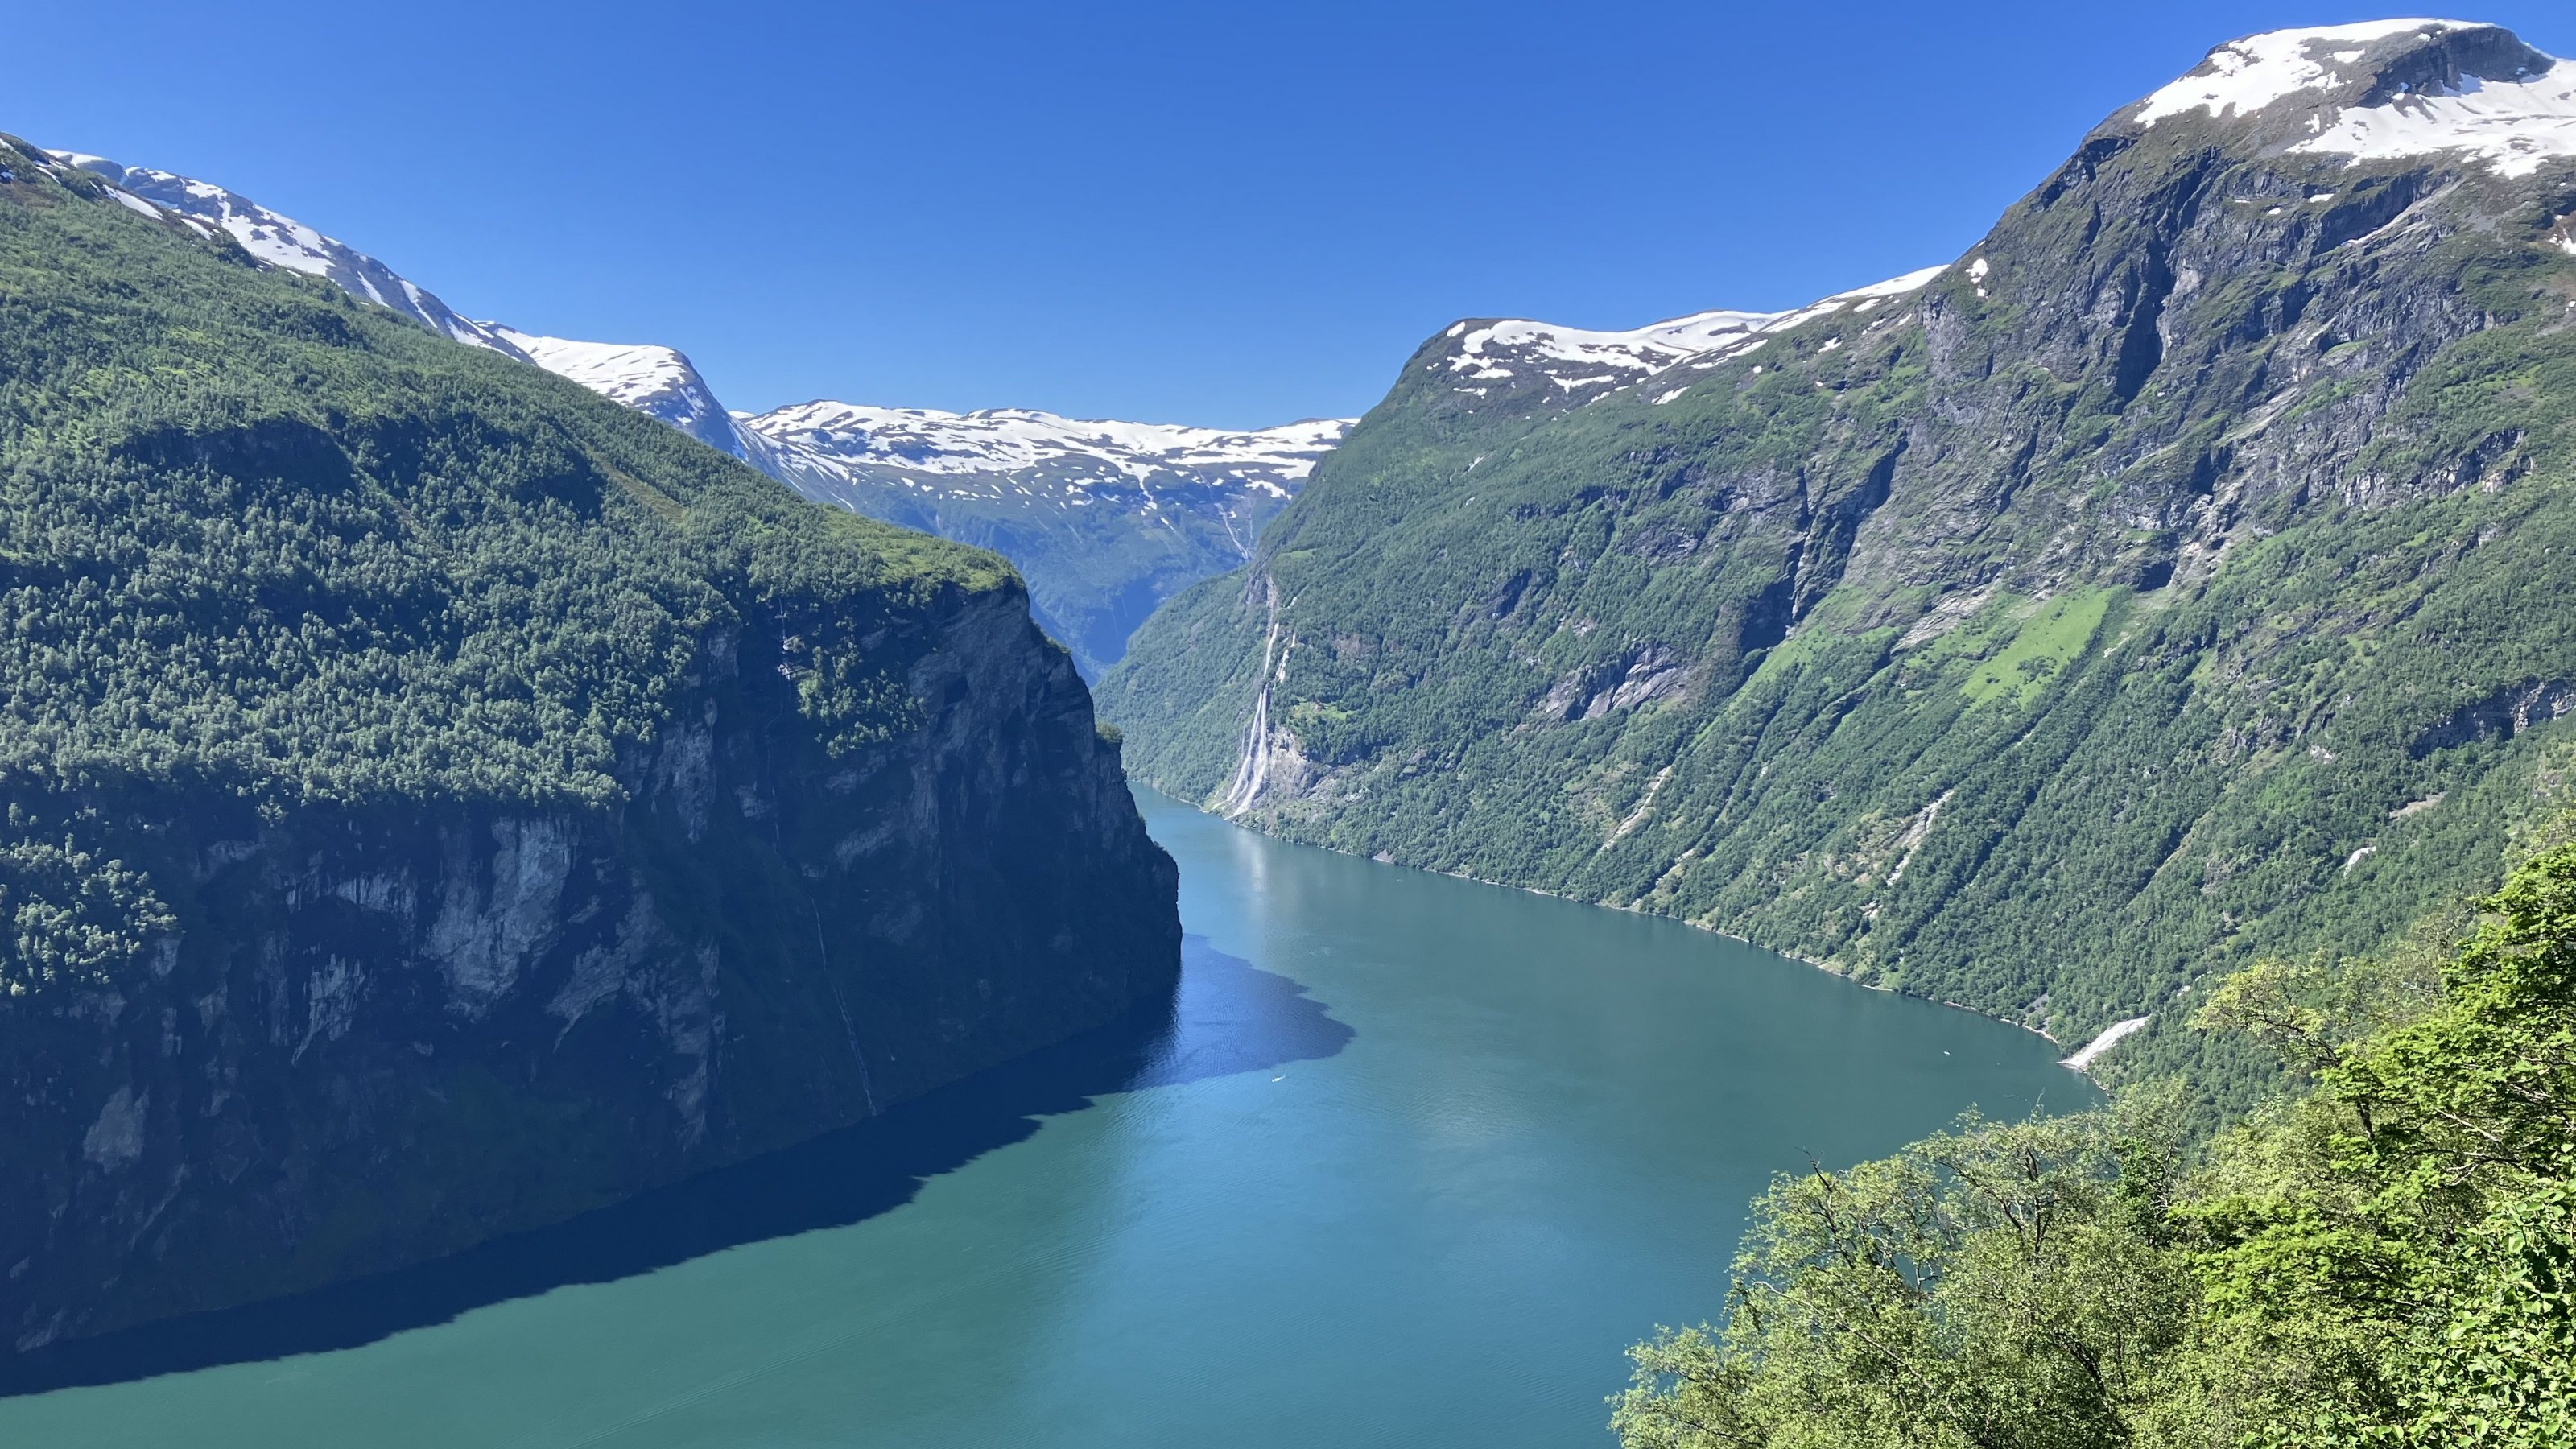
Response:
[19,3,2575,428]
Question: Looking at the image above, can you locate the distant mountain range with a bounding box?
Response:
[47,151,1349,676]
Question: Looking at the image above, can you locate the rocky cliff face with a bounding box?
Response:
[0,144,1178,1349]
[1103,21,2576,1080]
[2,564,1174,1355]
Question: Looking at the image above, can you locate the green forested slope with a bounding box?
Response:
[0,135,1179,1343]
[1103,23,2576,1092]
[0,138,1007,830]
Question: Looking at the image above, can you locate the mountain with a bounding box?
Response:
[1101,19,2576,1091]
[47,152,526,357]
[1429,269,1949,411]
[738,405,1348,674]
[484,324,756,457]
[44,151,1348,677]
[0,141,1176,1348]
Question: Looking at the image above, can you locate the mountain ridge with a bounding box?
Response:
[43,148,1351,675]
[1101,18,2576,1096]
[0,142,1179,1345]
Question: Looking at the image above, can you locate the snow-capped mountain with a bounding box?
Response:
[743,403,1345,502]
[739,405,1348,673]
[1100,18,2576,1081]
[484,325,753,458]
[2130,18,2576,173]
[48,152,524,358]
[1428,19,2576,415]
[1438,267,1950,407]
[37,146,1350,673]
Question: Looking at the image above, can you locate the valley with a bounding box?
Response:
[0,791,2082,1445]
[7,12,2576,1446]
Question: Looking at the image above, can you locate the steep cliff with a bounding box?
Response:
[0,139,1177,1348]
[1103,21,2576,1084]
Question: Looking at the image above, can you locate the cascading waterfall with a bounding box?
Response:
[1216,576,1282,817]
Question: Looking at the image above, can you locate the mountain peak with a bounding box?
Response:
[2127,19,2574,176]
[483,325,746,456]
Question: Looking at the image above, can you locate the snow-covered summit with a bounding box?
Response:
[28,137,1353,675]
[39,146,1342,504]
[741,403,1351,498]
[1444,310,1781,389]
[47,151,521,355]
[2131,20,2576,177]
[485,326,746,456]
[2134,20,2475,125]
[1440,265,1948,394]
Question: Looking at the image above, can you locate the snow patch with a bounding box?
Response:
[2134,21,2576,179]
[1827,265,1948,301]
[1442,265,1942,391]
[743,403,1351,493]
[1447,308,1785,384]
[2136,21,2460,125]
[2293,62,2576,177]
[488,325,744,453]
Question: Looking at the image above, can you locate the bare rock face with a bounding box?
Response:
[0,588,1176,1350]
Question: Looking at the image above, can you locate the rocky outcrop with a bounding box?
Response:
[0,585,1175,1350]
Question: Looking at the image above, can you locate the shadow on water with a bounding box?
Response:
[0,936,1350,1398]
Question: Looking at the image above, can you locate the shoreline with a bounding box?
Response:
[1145,783,2139,1076]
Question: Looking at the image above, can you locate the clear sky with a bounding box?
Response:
[18,3,2574,428]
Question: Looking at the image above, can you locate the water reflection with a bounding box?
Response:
[0,936,1349,1397]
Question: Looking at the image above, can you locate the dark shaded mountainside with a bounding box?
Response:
[0,142,1177,1349]
[1104,19,2576,1090]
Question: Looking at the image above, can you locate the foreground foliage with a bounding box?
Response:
[1612,838,2576,1447]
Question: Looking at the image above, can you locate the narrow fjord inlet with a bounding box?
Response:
[0,792,2083,1447]
[15,7,2576,1442]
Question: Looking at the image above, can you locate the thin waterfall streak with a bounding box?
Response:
[811,898,880,1116]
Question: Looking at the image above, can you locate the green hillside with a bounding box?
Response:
[1102,23,2576,1098]
[0,136,1176,1344]
[0,140,1009,831]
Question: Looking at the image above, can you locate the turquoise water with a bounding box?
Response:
[0,791,2091,1446]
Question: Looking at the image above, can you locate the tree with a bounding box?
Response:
[1616,837,2576,1448]
[1612,1098,2194,1448]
